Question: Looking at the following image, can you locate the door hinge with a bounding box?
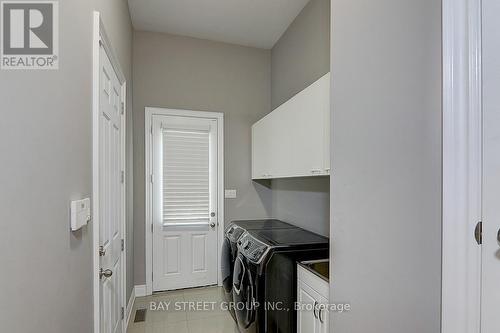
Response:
[150,174,154,183]
[121,170,125,184]
[121,239,124,251]
[474,221,482,245]
[121,307,125,320]
[121,102,125,115]
[99,245,105,257]
[150,126,153,134]
[151,223,153,233]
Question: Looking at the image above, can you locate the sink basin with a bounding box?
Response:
[300,259,329,281]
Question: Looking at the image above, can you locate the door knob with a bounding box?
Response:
[210,222,216,228]
[211,212,216,217]
[100,268,113,279]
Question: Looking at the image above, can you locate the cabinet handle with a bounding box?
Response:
[313,301,318,319]
[319,306,324,323]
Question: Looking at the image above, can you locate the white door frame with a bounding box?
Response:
[145,107,224,295]
[442,0,482,332]
[92,12,127,333]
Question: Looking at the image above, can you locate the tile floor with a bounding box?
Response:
[127,286,239,333]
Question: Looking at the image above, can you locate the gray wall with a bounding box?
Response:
[0,1,133,331]
[330,0,442,332]
[271,177,330,236]
[271,0,331,110]
[269,0,331,236]
[132,31,272,284]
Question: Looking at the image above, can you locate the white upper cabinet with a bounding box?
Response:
[252,73,330,179]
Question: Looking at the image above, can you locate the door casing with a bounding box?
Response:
[441,0,482,333]
[145,107,224,296]
[92,12,127,333]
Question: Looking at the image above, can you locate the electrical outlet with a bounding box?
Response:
[225,189,237,199]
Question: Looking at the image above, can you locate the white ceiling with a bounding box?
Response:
[127,0,310,49]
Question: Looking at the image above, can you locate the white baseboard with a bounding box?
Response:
[125,287,136,330]
[135,285,147,298]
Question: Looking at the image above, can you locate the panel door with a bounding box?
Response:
[152,115,218,291]
[99,44,123,333]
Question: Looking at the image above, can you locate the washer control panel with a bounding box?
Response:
[225,225,245,243]
[237,232,270,264]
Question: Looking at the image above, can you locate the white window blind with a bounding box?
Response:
[162,128,210,225]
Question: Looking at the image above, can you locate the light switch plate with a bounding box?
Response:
[70,198,91,231]
[225,189,237,199]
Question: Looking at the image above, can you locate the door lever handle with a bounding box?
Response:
[210,222,216,229]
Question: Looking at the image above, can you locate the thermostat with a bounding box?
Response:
[71,198,91,231]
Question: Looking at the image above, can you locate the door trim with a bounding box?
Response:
[145,107,224,296]
[92,11,127,333]
[441,0,482,332]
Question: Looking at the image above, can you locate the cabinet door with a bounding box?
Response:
[267,108,293,178]
[287,87,324,177]
[288,73,330,177]
[252,73,330,179]
[252,117,271,179]
[297,281,321,333]
[318,294,329,333]
[323,79,331,174]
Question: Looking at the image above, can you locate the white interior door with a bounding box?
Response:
[481,0,500,331]
[99,43,124,333]
[152,115,218,291]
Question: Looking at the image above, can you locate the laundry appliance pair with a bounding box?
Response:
[221,219,328,333]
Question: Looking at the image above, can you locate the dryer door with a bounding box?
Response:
[233,255,256,329]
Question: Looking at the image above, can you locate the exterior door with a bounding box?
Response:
[481,0,500,330]
[99,43,124,333]
[152,114,218,291]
